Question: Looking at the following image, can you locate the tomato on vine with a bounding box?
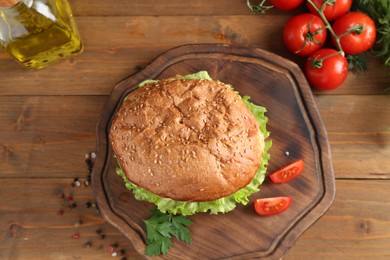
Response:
[304,48,348,90]
[270,0,304,10]
[307,0,352,21]
[283,13,327,56]
[332,12,377,55]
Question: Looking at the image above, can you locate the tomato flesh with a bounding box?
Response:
[254,197,292,216]
[269,159,304,183]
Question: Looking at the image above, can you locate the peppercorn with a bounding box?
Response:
[68,203,77,209]
[84,241,92,248]
[74,219,83,227]
[107,246,115,253]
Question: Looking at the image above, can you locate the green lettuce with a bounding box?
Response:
[116,71,271,216]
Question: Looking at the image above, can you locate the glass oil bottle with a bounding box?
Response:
[0,0,83,69]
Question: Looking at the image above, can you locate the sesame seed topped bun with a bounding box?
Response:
[109,75,265,202]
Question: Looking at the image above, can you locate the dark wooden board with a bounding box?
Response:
[92,44,335,259]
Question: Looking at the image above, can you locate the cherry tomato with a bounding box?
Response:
[283,13,327,56]
[304,48,348,90]
[307,0,352,21]
[271,0,304,10]
[269,159,304,184]
[254,197,292,216]
[332,12,377,55]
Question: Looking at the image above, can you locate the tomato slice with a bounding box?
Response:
[269,159,304,184]
[254,197,292,216]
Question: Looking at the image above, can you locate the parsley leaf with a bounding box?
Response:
[347,53,368,73]
[144,209,193,256]
[354,0,390,66]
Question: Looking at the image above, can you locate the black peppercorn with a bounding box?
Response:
[84,241,92,248]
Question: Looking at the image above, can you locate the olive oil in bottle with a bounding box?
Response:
[0,0,83,69]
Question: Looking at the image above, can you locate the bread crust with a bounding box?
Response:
[109,77,264,202]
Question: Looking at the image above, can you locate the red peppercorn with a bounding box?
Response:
[72,233,80,239]
[107,246,115,253]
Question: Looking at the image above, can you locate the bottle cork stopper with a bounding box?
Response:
[0,0,20,7]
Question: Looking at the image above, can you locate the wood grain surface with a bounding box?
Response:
[0,0,389,259]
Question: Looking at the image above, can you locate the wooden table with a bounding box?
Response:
[1,1,389,259]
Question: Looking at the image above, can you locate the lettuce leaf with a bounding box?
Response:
[116,71,271,216]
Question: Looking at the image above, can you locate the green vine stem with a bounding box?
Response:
[306,0,345,57]
[246,0,273,15]
[296,18,327,54]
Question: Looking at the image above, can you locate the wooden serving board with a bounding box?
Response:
[92,44,335,259]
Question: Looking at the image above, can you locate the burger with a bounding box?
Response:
[109,71,271,216]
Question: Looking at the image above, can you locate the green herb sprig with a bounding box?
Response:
[354,0,390,67]
[144,209,192,256]
[347,53,368,73]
